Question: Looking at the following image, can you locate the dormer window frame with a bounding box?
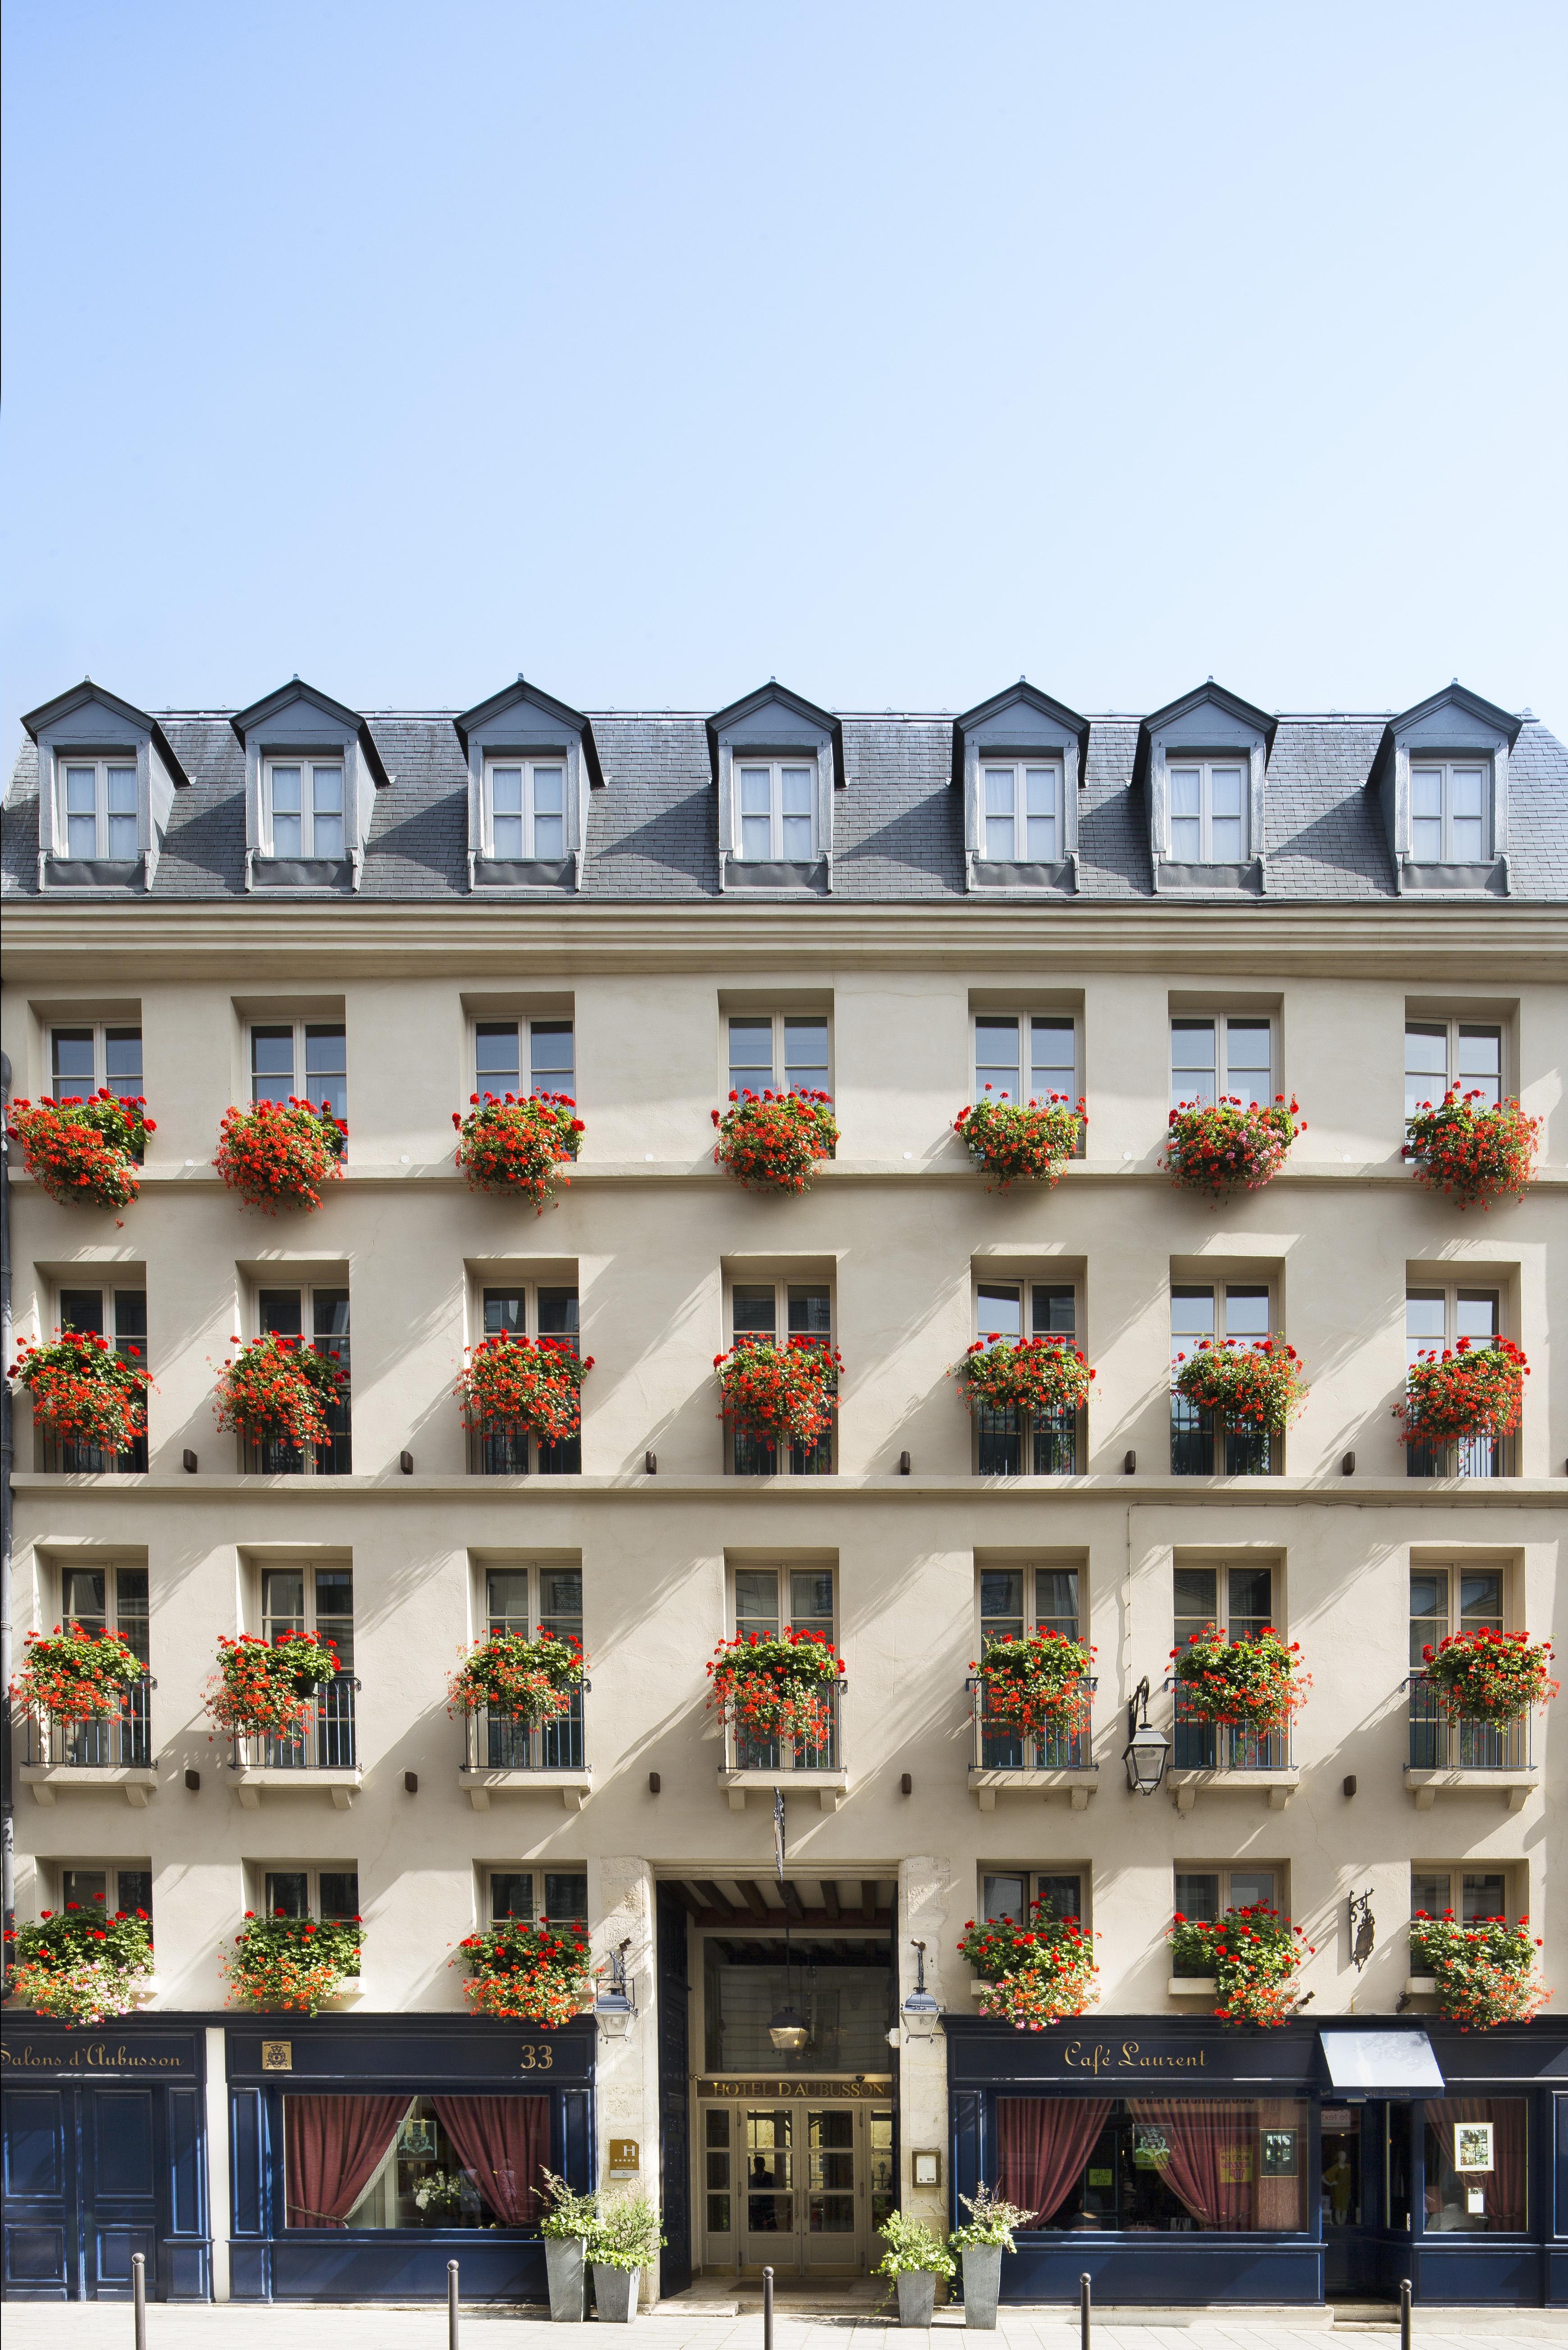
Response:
[1408,755,1493,866]
[1372,685,1519,896]
[1138,683,1274,894]
[708,683,840,897]
[24,681,191,894]
[454,679,601,897]
[232,679,387,896]
[1166,753,1250,864]
[980,756,1065,865]
[58,751,141,864]
[953,683,1087,894]
[733,753,820,864]
[480,751,570,865]
[260,752,347,862]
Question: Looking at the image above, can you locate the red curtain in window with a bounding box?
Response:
[431,2095,551,2225]
[285,2095,410,2228]
[995,2097,1112,2224]
[1128,2100,1254,2230]
[1427,2098,1527,2230]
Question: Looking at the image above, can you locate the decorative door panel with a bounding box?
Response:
[2,2088,75,2296]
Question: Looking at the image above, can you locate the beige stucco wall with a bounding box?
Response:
[4,906,1564,2263]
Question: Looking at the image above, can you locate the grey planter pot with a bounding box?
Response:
[545,2236,586,2322]
[896,2271,937,2328]
[593,2265,641,2323]
[962,2243,1003,2329]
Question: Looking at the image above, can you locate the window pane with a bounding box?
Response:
[786,1285,831,1336]
[60,1289,105,1335]
[486,1570,530,1632]
[975,1015,1020,1099]
[1456,1027,1501,1105]
[65,767,99,857]
[1411,1871,1451,1920]
[114,1290,147,1345]
[490,767,523,813]
[789,1570,834,1628]
[537,1567,583,1639]
[728,1017,774,1094]
[1035,1568,1080,1640]
[983,1873,1027,1925]
[116,1870,153,1920]
[1170,769,1201,816]
[734,1569,779,1637]
[533,809,566,858]
[265,1871,310,1918]
[482,1288,524,1335]
[319,1871,359,1920]
[532,767,564,811]
[269,767,303,859]
[1030,1018,1075,1094]
[1228,1565,1273,1639]
[1032,1286,1076,1338]
[739,769,771,813]
[984,769,1015,815]
[1462,1874,1507,1925]
[1409,1571,1449,1667]
[1224,1020,1272,1098]
[1405,1022,1449,1116]
[985,813,1016,861]
[1406,1292,1446,1363]
[1229,1870,1276,1912]
[260,1289,304,1339]
[104,1028,143,1097]
[1174,1872,1219,1923]
[251,1026,295,1102]
[740,813,771,859]
[979,1570,1024,1635]
[1171,1289,1216,1351]
[493,809,525,860]
[313,1289,350,1342]
[1459,1571,1503,1630]
[261,1568,306,1634]
[530,1021,575,1093]
[780,768,812,813]
[1209,768,1243,815]
[1455,1291,1498,1344]
[783,1018,829,1093]
[61,1869,109,1914]
[543,1872,587,1923]
[312,765,343,811]
[1169,767,1201,861]
[1224,1287,1270,1340]
[977,1284,1021,1342]
[107,767,138,858]
[1173,1567,1218,1645]
[731,1284,776,1337]
[1449,768,1486,860]
[537,1288,579,1342]
[305,1026,347,1121]
[490,1872,533,1922]
[1036,1873,1081,1922]
[62,1567,108,1629]
[1411,772,1443,817]
[1171,1020,1216,1109]
[52,1029,97,1094]
[475,1022,522,1093]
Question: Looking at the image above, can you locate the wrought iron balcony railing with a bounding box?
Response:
[463,1686,588,1772]
[1407,1672,1533,1771]
[25,1679,154,1769]
[1169,1399,1278,1477]
[967,1675,1095,1771]
[229,1675,359,1771]
[466,1422,581,1475]
[1168,1677,1292,1771]
[725,1680,844,1772]
[1405,1433,1509,1480]
[975,1402,1081,1476]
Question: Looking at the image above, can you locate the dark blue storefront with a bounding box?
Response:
[947,2014,1568,2306]
[3,2011,595,2303]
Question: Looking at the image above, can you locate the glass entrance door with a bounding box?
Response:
[704,2100,891,2277]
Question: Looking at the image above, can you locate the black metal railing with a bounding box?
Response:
[1407,1673,1533,1771]
[1169,1677,1292,1771]
[732,1428,834,1476]
[467,1421,581,1475]
[968,1674,1095,1770]
[230,1675,359,1771]
[463,1685,588,1771]
[976,1403,1080,1476]
[1170,1399,1276,1476]
[1406,1433,1507,1479]
[728,1680,844,1772]
[25,1679,154,1769]
[241,1336,352,1474]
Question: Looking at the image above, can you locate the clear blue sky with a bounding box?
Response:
[3,0,1565,751]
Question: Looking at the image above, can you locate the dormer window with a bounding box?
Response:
[1168,758,1247,862]
[264,758,345,860]
[1410,761,1489,863]
[982,761,1062,862]
[61,757,139,861]
[483,757,566,862]
[736,759,817,861]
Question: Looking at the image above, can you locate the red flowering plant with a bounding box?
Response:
[1168,1904,1311,2027]
[711,1088,838,1193]
[212,1331,346,1452]
[1398,1338,1528,1450]
[456,1333,592,1448]
[1403,1088,1540,1210]
[224,1912,364,2014]
[10,1623,145,1724]
[9,1330,149,1455]
[707,1629,843,1748]
[959,1897,1099,2032]
[1171,1625,1310,1732]
[447,1631,585,1725]
[1409,1912,1549,2031]
[7,1091,154,1210]
[954,1336,1093,1421]
[973,1630,1095,1739]
[1419,1629,1558,1728]
[1171,1336,1307,1438]
[953,1091,1085,1191]
[5,1898,154,2027]
[205,1630,341,1740]
[1161,1095,1305,1195]
[453,1916,592,2025]
[714,1336,842,1451]
[452,1091,583,1212]
[214,1097,346,1213]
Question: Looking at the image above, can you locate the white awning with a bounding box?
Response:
[1319,2030,1445,2095]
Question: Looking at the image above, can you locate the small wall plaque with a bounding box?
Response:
[609,2138,640,2172]
[261,2041,293,2072]
[911,2149,941,2188]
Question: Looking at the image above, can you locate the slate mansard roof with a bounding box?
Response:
[5,696,1567,904]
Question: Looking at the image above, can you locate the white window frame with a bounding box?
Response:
[1166,756,1250,863]
[49,1021,144,1103]
[979,1867,1088,1930]
[255,1863,361,1922]
[971,1011,1080,1114]
[470,1015,576,1102]
[1404,1016,1504,1118]
[481,755,569,863]
[729,1559,838,1652]
[1174,1863,1283,1921]
[482,1863,588,1926]
[1408,1559,1509,1669]
[725,1011,832,1101]
[725,1276,835,1476]
[261,755,347,861]
[249,1020,347,1123]
[1405,1281,1504,1367]
[56,753,141,861]
[1409,1865,1516,1930]
[1409,759,1492,864]
[732,756,820,862]
[54,1558,149,1656]
[1169,1013,1275,1110]
[979,759,1065,864]
[258,1558,353,1654]
[51,1861,154,1922]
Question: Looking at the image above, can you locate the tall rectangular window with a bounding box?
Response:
[728,1281,834,1475]
[1410,761,1490,862]
[981,762,1062,862]
[250,1021,347,1126]
[729,1563,838,1767]
[248,1288,351,1473]
[474,1017,575,1101]
[1168,759,1246,861]
[44,1287,148,1472]
[972,1281,1081,1474]
[973,1014,1078,1107]
[264,759,345,859]
[475,1564,584,1768]
[976,1565,1087,1768]
[255,1563,355,1769]
[483,758,567,861]
[1170,1016,1272,1110]
[725,1013,830,1101]
[59,756,139,860]
[1406,1285,1506,1479]
[50,1024,144,1108]
[43,1562,151,1770]
[735,761,816,861]
[471,1283,581,1474]
[1171,1284,1275,1474]
[1404,1019,1502,1118]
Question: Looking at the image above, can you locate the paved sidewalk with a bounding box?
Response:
[5,2306,1568,2350]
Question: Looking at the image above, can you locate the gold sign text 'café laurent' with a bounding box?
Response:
[1062,2040,1210,2074]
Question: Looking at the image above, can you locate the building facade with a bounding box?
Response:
[1,673,1565,2308]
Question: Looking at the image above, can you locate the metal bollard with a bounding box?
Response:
[763,2264,775,2350]
[1080,2271,1091,2350]
[132,2252,147,2350]
[1400,2278,1412,2350]
[448,2258,460,2349]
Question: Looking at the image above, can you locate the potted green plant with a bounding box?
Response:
[539,2168,600,2322]
[949,2185,1037,2329]
[876,2209,956,2327]
[589,2186,664,2323]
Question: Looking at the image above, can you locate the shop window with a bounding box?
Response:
[473,1016,575,1102]
[1170,1015,1272,1111]
[246,1286,351,1473]
[729,1564,838,1767]
[1406,1284,1509,1478]
[250,1021,347,1128]
[727,1280,834,1476]
[473,1565,584,1768]
[40,1286,147,1472]
[286,2095,552,2231]
[1171,1867,1280,1974]
[1171,1284,1277,1474]
[32,1562,151,1769]
[726,1012,830,1101]
[1422,2100,1527,2233]
[50,1023,144,1113]
[972,1282,1081,1474]
[1405,1018,1503,1119]
[484,1867,587,1926]
[981,1870,1085,1928]
[471,1282,581,1474]
[994,2095,1308,2231]
[56,1864,152,1922]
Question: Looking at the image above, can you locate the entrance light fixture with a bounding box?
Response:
[768,1909,810,2054]
[902,1940,943,2039]
[1122,1676,1170,1795]
[595,1938,636,2039]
